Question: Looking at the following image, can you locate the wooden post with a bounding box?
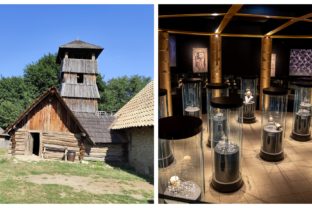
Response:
[260,36,272,110]
[210,34,222,83]
[159,31,172,116]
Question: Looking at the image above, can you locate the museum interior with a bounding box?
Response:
[158,4,312,203]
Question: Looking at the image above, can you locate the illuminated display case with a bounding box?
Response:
[159,116,204,202]
[158,89,174,168]
[206,83,229,147]
[182,78,202,118]
[210,96,244,193]
[241,76,258,123]
[260,87,288,162]
[291,82,312,141]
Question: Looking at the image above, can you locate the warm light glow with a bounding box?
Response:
[212,13,219,16]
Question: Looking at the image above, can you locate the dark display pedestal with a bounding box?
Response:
[211,142,242,193]
[243,102,256,123]
[291,112,311,142]
[260,125,284,162]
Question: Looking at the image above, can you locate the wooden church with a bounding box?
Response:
[5,40,126,162]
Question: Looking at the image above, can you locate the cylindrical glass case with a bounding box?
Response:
[159,116,204,202]
[182,78,202,118]
[241,77,257,123]
[260,87,288,162]
[159,89,174,168]
[210,96,243,193]
[291,82,312,141]
[206,83,229,147]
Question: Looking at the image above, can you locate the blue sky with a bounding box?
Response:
[0,5,154,80]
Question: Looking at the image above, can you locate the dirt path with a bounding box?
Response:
[23,174,153,200]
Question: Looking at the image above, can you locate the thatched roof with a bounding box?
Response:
[74,112,127,144]
[60,84,100,99]
[56,40,103,64]
[110,81,154,130]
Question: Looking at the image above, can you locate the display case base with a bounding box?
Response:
[291,131,311,142]
[243,117,256,124]
[260,150,284,162]
[211,178,243,193]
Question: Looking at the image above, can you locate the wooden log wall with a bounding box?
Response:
[18,94,80,133]
[83,144,125,162]
[42,131,81,160]
[63,98,98,113]
[61,58,98,75]
[9,129,28,155]
[63,73,97,85]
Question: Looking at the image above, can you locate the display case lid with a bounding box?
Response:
[182,77,202,83]
[210,96,243,109]
[159,116,202,140]
[293,81,312,88]
[263,87,288,95]
[159,88,167,96]
[206,83,228,89]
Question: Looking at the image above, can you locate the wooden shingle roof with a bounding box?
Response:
[56,40,103,64]
[60,84,100,99]
[74,112,127,144]
[110,81,154,130]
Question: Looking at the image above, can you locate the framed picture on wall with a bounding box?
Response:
[192,48,208,73]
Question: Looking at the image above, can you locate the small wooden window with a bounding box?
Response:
[77,73,84,83]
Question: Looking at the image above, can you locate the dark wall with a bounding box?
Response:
[175,35,210,74]
[273,38,312,78]
[222,37,261,77]
[171,35,262,79]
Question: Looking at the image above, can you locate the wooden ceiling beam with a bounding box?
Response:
[215,5,243,34]
[159,29,312,39]
[266,12,312,36]
[159,13,225,18]
[159,12,312,23]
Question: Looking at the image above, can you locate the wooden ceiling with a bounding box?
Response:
[159,5,312,38]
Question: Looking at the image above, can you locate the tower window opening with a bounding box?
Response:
[77,73,84,83]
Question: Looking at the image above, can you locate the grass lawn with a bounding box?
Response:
[0,148,153,203]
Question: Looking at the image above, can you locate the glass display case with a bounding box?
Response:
[260,87,288,162]
[159,116,204,202]
[159,89,174,169]
[210,96,243,193]
[291,82,312,141]
[182,78,202,118]
[206,83,229,147]
[241,76,258,123]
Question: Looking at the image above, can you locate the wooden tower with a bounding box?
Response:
[57,40,104,113]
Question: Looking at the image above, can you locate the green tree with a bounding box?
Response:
[0,100,23,129]
[99,75,151,112]
[0,76,33,129]
[24,53,59,98]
